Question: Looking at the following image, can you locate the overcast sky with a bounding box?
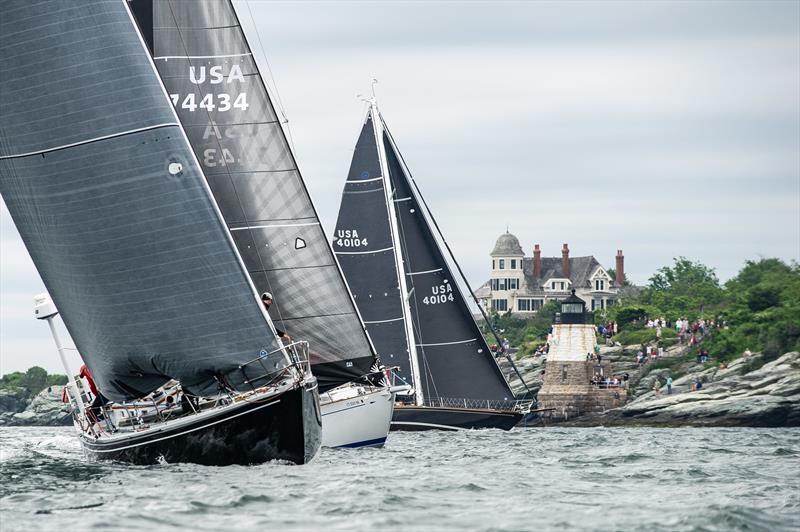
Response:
[1,0,798,374]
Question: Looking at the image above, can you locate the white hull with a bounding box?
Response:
[320,384,398,448]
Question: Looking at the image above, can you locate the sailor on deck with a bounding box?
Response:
[261,292,292,342]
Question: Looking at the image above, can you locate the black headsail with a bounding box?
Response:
[332,110,417,387]
[130,0,377,392]
[381,119,514,403]
[0,0,282,402]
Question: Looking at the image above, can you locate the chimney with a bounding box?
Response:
[561,243,570,278]
[533,244,541,279]
[616,249,625,286]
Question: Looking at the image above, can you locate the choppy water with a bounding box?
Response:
[1,427,799,531]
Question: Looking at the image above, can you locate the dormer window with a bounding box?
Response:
[511,259,516,269]
[595,279,605,291]
[499,259,505,269]
[492,260,495,270]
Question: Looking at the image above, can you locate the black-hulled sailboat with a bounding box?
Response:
[128,0,405,448]
[333,100,528,431]
[0,0,320,465]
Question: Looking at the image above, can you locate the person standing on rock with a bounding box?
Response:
[653,377,662,398]
[666,375,673,395]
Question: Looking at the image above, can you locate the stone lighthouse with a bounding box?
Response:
[537,290,626,420]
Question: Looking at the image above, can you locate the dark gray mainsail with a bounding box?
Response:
[129,0,377,392]
[332,112,415,385]
[334,106,514,403]
[0,0,281,402]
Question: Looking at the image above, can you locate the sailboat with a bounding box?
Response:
[0,0,320,465]
[128,0,406,448]
[333,100,530,431]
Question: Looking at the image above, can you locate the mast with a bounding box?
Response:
[372,99,423,405]
[383,124,535,398]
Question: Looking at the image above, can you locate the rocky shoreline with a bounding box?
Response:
[1,350,798,427]
[0,386,72,426]
[557,351,800,427]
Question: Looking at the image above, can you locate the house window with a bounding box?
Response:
[511,259,516,269]
[592,298,604,310]
[533,299,543,310]
[492,260,495,270]
[518,299,531,311]
[492,278,519,291]
[559,281,565,290]
[595,279,605,291]
[607,299,615,307]
[551,282,556,290]
[492,299,508,312]
[499,259,505,269]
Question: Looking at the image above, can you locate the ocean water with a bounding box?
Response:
[1,427,798,531]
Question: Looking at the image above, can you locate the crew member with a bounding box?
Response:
[261,292,292,342]
[79,364,109,422]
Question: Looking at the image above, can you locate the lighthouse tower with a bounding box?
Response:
[537,290,626,419]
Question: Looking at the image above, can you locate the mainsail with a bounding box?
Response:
[332,113,415,384]
[129,0,377,392]
[334,107,515,402]
[0,0,281,402]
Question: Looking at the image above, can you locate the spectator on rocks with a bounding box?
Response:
[666,375,673,395]
[653,377,662,398]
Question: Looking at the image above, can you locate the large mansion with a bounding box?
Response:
[474,232,624,316]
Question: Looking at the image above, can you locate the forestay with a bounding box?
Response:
[0,0,281,402]
[130,0,377,392]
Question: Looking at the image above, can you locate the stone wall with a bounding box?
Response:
[538,360,627,420]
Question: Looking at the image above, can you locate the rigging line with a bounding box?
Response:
[243,0,295,151]
[382,121,534,399]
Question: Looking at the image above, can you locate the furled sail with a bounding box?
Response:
[382,124,514,402]
[332,112,414,384]
[0,0,281,402]
[129,0,377,392]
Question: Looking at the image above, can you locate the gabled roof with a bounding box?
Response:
[521,255,603,290]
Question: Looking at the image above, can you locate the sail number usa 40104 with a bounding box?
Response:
[423,282,454,306]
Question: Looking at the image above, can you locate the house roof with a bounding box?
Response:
[490,232,524,256]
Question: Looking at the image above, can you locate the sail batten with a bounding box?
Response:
[130,0,377,392]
